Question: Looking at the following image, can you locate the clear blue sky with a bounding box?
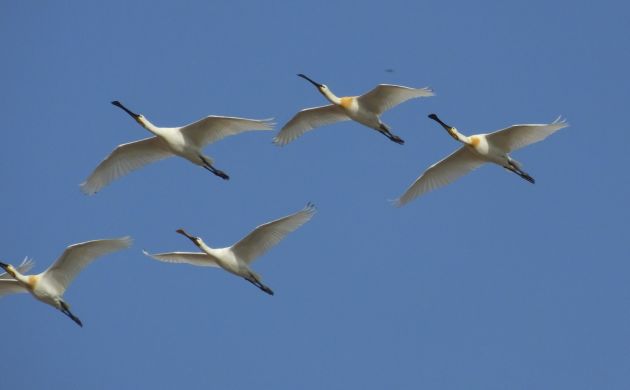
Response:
[2,1,629,389]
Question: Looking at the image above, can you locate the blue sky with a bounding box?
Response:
[2,1,629,389]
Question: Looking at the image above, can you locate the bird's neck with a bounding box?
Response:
[138,117,166,137]
[320,88,342,105]
[9,269,29,285]
[449,128,472,144]
[198,240,219,257]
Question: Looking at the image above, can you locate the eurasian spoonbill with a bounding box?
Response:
[81,101,274,194]
[396,114,568,206]
[143,203,316,295]
[274,74,433,145]
[0,237,132,327]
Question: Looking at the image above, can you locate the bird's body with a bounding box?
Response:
[81,101,274,195]
[144,203,316,295]
[0,237,132,326]
[396,114,568,206]
[274,74,433,146]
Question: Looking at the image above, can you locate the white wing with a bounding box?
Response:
[81,137,173,195]
[180,116,275,148]
[0,280,27,297]
[41,237,132,295]
[396,147,486,206]
[486,117,568,153]
[358,84,434,115]
[231,203,316,264]
[142,250,219,267]
[273,105,349,146]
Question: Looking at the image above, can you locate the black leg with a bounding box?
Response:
[244,277,274,296]
[379,124,405,145]
[200,155,230,180]
[60,301,83,327]
[505,164,535,184]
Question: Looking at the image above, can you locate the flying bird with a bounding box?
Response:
[396,114,568,206]
[143,203,316,295]
[81,101,275,194]
[273,74,433,146]
[0,237,132,327]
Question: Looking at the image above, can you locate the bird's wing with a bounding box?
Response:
[142,250,219,267]
[0,257,34,280]
[231,203,316,264]
[485,117,568,153]
[395,147,485,206]
[0,280,28,297]
[357,84,434,115]
[41,237,133,295]
[180,116,275,147]
[273,105,349,146]
[81,137,173,195]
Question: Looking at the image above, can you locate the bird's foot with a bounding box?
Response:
[213,169,230,180]
[260,285,274,295]
[389,134,405,145]
[521,173,535,184]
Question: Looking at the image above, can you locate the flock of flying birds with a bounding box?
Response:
[0,74,567,327]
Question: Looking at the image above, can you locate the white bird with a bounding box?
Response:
[396,114,568,206]
[143,203,316,295]
[274,74,434,146]
[0,237,132,327]
[81,101,275,195]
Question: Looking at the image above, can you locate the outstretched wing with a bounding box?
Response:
[142,250,219,267]
[396,147,485,206]
[180,116,274,148]
[486,117,568,153]
[358,84,434,115]
[273,105,349,146]
[41,237,133,295]
[231,203,316,264]
[81,137,172,195]
[0,280,27,297]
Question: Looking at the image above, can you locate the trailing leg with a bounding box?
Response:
[379,123,405,145]
[60,301,83,327]
[200,155,230,180]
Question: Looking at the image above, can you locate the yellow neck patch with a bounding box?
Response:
[340,97,354,109]
[469,136,480,146]
[27,275,39,290]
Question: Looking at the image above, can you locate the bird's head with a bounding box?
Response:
[176,229,201,247]
[428,113,460,141]
[0,262,16,278]
[111,100,146,127]
[298,74,329,95]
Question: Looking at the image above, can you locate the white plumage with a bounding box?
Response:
[81,101,274,194]
[0,237,132,327]
[144,203,316,295]
[274,74,433,146]
[396,115,568,206]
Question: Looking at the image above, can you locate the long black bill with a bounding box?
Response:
[297,74,323,88]
[111,100,140,119]
[428,113,453,131]
[0,262,8,271]
[176,229,198,243]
